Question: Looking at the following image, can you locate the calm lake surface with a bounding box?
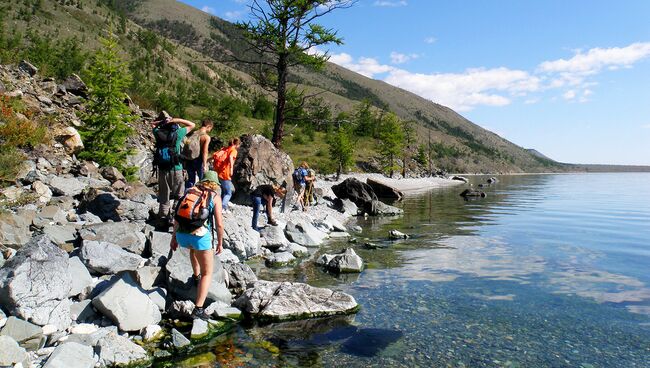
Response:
[165,174,650,368]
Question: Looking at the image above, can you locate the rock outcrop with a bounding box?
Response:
[316,248,364,273]
[366,178,403,200]
[331,178,378,207]
[165,247,231,305]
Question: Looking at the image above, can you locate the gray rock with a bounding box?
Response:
[0,212,33,247]
[70,300,98,323]
[450,175,469,183]
[92,273,162,332]
[34,205,68,226]
[319,214,347,232]
[19,60,38,76]
[217,248,240,264]
[43,341,94,368]
[0,235,72,329]
[171,328,190,348]
[80,241,144,275]
[64,327,112,347]
[147,230,172,266]
[277,243,309,257]
[169,301,194,319]
[222,205,261,259]
[331,178,378,206]
[126,147,155,185]
[62,74,87,96]
[78,212,102,225]
[80,189,150,222]
[32,180,52,204]
[79,222,146,256]
[190,319,209,340]
[48,176,87,197]
[223,263,258,293]
[388,229,409,240]
[205,302,242,320]
[166,247,231,305]
[68,256,93,297]
[0,335,29,367]
[284,220,328,246]
[147,288,167,311]
[316,248,364,273]
[265,251,296,267]
[259,225,289,250]
[362,200,403,216]
[0,316,45,351]
[95,332,150,367]
[134,266,162,289]
[330,198,359,216]
[366,178,403,200]
[234,281,359,322]
[42,225,77,248]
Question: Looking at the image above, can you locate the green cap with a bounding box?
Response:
[201,170,219,184]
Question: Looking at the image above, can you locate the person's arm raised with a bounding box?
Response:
[171,118,195,132]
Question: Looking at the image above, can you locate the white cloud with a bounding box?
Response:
[563,90,576,100]
[224,10,244,20]
[424,36,437,44]
[539,42,650,74]
[390,51,419,64]
[330,53,395,77]
[525,97,540,105]
[373,0,407,7]
[201,6,215,15]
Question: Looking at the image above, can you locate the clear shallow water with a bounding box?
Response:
[162,174,650,368]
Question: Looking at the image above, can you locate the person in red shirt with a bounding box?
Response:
[218,138,240,213]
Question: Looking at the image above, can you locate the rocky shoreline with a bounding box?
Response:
[0,62,461,367]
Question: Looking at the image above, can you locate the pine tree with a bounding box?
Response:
[377,112,405,178]
[327,126,355,179]
[78,34,135,175]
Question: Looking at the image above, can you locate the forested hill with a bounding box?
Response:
[0,0,568,174]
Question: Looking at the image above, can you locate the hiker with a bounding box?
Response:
[181,119,213,189]
[304,167,317,207]
[292,162,314,211]
[152,113,195,228]
[169,170,224,320]
[251,183,286,231]
[212,138,241,213]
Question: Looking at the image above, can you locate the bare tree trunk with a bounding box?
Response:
[272,54,288,148]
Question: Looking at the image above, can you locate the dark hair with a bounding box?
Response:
[201,120,214,127]
[229,138,240,146]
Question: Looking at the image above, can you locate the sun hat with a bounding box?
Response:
[201,171,219,184]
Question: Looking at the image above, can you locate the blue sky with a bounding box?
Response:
[183,0,650,165]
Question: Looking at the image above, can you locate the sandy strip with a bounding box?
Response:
[318,173,464,195]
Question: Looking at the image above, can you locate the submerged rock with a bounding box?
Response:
[0,235,72,329]
[460,189,487,198]
[316,248,364,273]
[388,229,409,240]
[234,281,359,322]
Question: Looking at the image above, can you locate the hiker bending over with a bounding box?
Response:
[212,138,240,213]
[292,162,314,211]
[170,171,224,320]
[152,113,195,228]
[181,119,213,189]
[251,183,286,231]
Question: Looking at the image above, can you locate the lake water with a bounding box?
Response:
[162,174,650,367]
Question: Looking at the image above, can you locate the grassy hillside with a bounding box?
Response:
[0,0,568,174]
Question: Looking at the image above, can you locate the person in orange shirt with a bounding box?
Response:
[218,138,241,213]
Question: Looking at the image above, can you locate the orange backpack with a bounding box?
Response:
[174,185,215,231]
[212,148,229,173]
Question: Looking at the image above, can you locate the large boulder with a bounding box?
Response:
[0,212,33,247]
[43,341,95,368]
[331,178,377,207]
[165,247,231,305]
[366,178,403,200]
[92,273,162,332]
[61,126,84,153]
[284,220,328,247]
[222,205,261,259]
[80,241,144,275]
[234,281,359,322]
[316,248,364,273]
[61,74,87,96]
[231,134,294,204]
[79,222,146,255]
[79,189,150,222]
[126,147,155,186]
[95,331,151,367]
[48,176,87,197]
[330,198,359,216]
[0,235,72,329]
[0,335,29,367]
[68,256,93,297]
[264,251,296,268]
[259,225,289,250]
[362,200,403,216]
[0,316,45,351]
[223,263,258,294]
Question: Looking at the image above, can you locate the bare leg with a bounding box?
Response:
[189,249,200,278]
[265,198,273,222]
[194,249,214,308]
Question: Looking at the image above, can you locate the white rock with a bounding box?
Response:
[69,324,98,335]
[141,325,163,342]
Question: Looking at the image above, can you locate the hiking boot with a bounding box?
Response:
[268,219,278,226]
[191,306,211,320]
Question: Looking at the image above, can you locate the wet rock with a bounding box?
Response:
[61,74,87,96]
[79,222,146,255]
[205,302,242,320]
[43,341,94,368]
[68,256,93,297]
[190,319,209,340]
[166,247,231,305]
[265,251,296,267]
[95,332,150,367]
[234,281,359,322]
[332,178,378,207]
[0,317,45,351]
[0,212,32,247]
[80,241,144,275]
[141,325,163,342]
[19,60,38,76]
[284,220,328,246]
[231,134,294,203]
[92,273,161,332]
[316,248,364,273]
[366,178,403,200]
[362,200,403,216]
[222,205,261,259]
[171,328,190,348]
[277,243,309,257]
[460,189,487,198]
[389,229,409,240]
[0,335,29,367]
[223,263,258,294]
[450,175,469,183]
[487,176,498,184]
[0,235,72,329]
